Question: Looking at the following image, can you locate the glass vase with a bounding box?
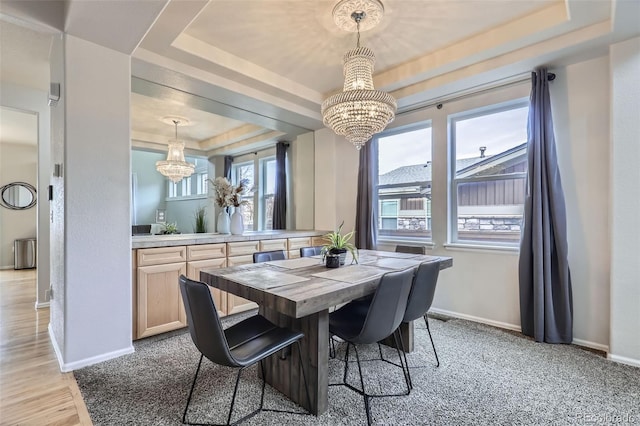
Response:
[230,206,244,235]
[217,210,230,234]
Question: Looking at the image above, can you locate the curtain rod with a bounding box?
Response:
[227,141,289,160]
[397,71,555,116]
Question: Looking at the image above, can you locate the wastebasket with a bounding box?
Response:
[14,238,36,270]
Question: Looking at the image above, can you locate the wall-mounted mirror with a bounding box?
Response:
[0,182,37,210]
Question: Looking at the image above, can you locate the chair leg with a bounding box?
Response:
[227,368,244,425]
[424,315,440,367]
[182,354,204,424]
[352,345,372,426]
[394,330,412,392]
[329,335,337,359]
[343,341,351,383]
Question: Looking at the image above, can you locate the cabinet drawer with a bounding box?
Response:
[311,236,327,247]
[187,243,226,261]
[138,246,186,267]
[227,241,260,256]
[227,255,254,266]
[259,238,288,252]
[288,250,301,259]
[287,237,312,251]
[187,258,227,317]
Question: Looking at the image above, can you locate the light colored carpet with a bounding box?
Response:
[75,315,640,425]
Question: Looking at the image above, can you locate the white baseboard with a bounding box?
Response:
[429,308,611,354]
[608,353,640,368]
[429,307,521,332]
[35,301,50,309]
[572,338,609,353]
[48,324,135,372]
[1,265,15,270]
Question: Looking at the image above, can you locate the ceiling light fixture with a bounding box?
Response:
[322,0,396,150]
[156,118,195,183]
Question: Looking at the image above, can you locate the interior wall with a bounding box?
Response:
[0,83,51,307]
[131,149,166,226]
[313,128,359,233]
[49,34,134,371]
[609,36,640,366]
[328,56,614,350]
[0,142,37,268]
[551,55,611,349]
[291,131,315,230]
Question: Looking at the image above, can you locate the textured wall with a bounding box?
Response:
[609,37,640,366]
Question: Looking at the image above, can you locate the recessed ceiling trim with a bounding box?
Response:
[198,124,268,150]
[131,62,321,133]
[206,130,286,157]
[172,33,323,104]
[374,1,570,93]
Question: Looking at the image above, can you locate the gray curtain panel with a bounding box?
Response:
[272,142,288,229]
[519,68,573,344]
[223,155,233,180]
[355,139,378,249]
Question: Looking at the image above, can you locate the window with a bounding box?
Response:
[231,162,255,231]
[231,155,278,231]
[196,172,208,195]
[181,177,192,196]
[375,124,432,239]
[261,158,276,230]
[165,156,208,199]
[450,101,528,244]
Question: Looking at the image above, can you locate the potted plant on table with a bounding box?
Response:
[209,177,250,235]
[321,221,358,266]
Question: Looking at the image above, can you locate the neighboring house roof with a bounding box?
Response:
[379,143,527,186]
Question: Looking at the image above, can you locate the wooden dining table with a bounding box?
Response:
[200,249,453,415]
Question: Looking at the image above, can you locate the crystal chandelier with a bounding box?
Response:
[156,119,195,183]
[322,0,396,150]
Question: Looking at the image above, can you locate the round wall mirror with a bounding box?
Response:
[0,182,37,210]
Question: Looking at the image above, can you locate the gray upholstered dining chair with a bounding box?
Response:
[395,244,426,255]
[399,261,441,382]
[299,246,323,257]
[328,268,415,425]
[253,250,286,263]
[179,275,311,425]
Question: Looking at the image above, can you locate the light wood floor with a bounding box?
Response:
[0,269,92,425]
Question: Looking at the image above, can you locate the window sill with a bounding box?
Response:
[165,195,207,202]
[443,242,519,254]
[377,236,434,248]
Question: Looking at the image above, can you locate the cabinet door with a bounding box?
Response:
[137,262,187,339]
[259,238,288,253]
[226,255,259,315]
[187,258,227,317]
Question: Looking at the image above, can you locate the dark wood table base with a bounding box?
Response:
[259,307,329,415]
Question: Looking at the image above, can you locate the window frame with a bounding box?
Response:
[260,156,277,231]
[373,121,433,243]
[448,98,529,246]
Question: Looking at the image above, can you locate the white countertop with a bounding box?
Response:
[132,230,327,249]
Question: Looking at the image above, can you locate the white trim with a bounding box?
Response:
[49,324,135,372]
[572,338,609,353]
[429,307,521,332]
[0,265,16,270]
[35,301,50,309]
[608,354,640,368]
[443,243,519,254]
[49,323,64,370]
[432,308,612,354]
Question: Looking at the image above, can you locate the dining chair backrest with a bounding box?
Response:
[395,245,426,255]
[253,250,286,263]
[403,261,440,323]
[300,246,323,257]
[179,275,239,368]
[354,268,415,344]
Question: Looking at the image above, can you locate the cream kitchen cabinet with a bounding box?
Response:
[136,246,187,339]
[186,243,227,318]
